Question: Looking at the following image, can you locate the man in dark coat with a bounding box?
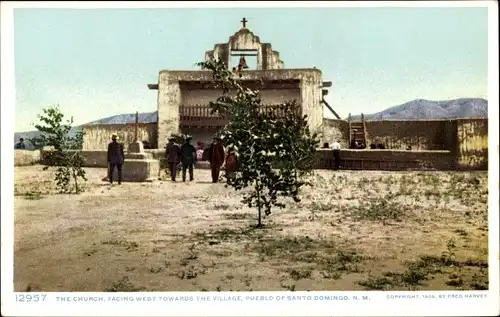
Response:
[107,133,125,184]
[15,138,26,149]
[206,136,225,183]
[180,135,197,182]
[165,137,181,181]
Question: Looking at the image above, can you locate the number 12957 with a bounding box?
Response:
[15,294,47,302]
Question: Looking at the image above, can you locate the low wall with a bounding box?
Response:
[45,148,481,171]
[51,149,198,170]
[315,149,456,171]
[82,123,158,150]
[14,150,42,166]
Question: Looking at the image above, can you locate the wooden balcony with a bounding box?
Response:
[179,104,301,128]
[179,105,228,128]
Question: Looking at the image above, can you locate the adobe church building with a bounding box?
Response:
[77,19,488,172]
[146,18,334,148]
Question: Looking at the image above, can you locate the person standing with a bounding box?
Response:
[180,135,197,182]
[350,139,359,149]
[332,140,341,170]
[165,137,181,182]
[195,141,205,161]
[107,133,125,185]
[207,136,225,183]
[224,146,238,181]
[15,138,26,149]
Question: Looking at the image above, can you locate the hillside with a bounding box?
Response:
[85,111,158,125]
[349,98,488,121]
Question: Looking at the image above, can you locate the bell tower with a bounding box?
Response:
[204,18,285,70]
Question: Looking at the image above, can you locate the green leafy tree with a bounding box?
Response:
[197,58,319,227]
[31,106,87,194]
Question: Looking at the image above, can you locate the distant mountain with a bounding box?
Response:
[349,98,488,120]
[14,128,83,150]
[85,111,158,125]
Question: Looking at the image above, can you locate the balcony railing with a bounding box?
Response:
[179,104,300,128]
[179,105,228,127]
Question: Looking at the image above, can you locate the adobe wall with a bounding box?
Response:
[14,150,42,166]
[455,118,488,170]
[319,118,488,170]
[364,120,457,150]
[322,119,349,148]
[82,123,157,150]
[181,88,301,106]
[299,70,324,140]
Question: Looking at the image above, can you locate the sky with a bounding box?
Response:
[13,5,489,132]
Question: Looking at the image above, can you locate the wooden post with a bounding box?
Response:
[361,112,367,147]
[134,111,139,142]
[127,111,148,143]
[348,113,352,146]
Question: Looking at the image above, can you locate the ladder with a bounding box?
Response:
[348,113,367,148]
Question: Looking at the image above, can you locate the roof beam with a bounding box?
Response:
[321,90,340,119]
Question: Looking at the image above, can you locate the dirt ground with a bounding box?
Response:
[13,165,489,292]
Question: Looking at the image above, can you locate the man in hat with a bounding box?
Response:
[165,136,181,181]
[15,138,26,149]
[107,133,125,184]
[180,135,197,182]
[206,136,225,183]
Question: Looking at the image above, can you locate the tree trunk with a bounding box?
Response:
[72,169,79,194]
[256,184,262,228]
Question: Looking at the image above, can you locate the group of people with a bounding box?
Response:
[350,139,387,150]
[330,139,391,170]
[350,140,367,149]
[164,135,238,183]
[106,133,239,185]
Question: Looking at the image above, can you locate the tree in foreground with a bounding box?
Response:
[31,106,87,194]
[197,58,319,227]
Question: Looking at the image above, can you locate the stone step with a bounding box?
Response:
[103,158,160,182]
[125,152,153,160]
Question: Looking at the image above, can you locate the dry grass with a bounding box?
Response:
[13,165,488,292]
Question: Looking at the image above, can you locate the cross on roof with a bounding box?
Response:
[241,17,248,28]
